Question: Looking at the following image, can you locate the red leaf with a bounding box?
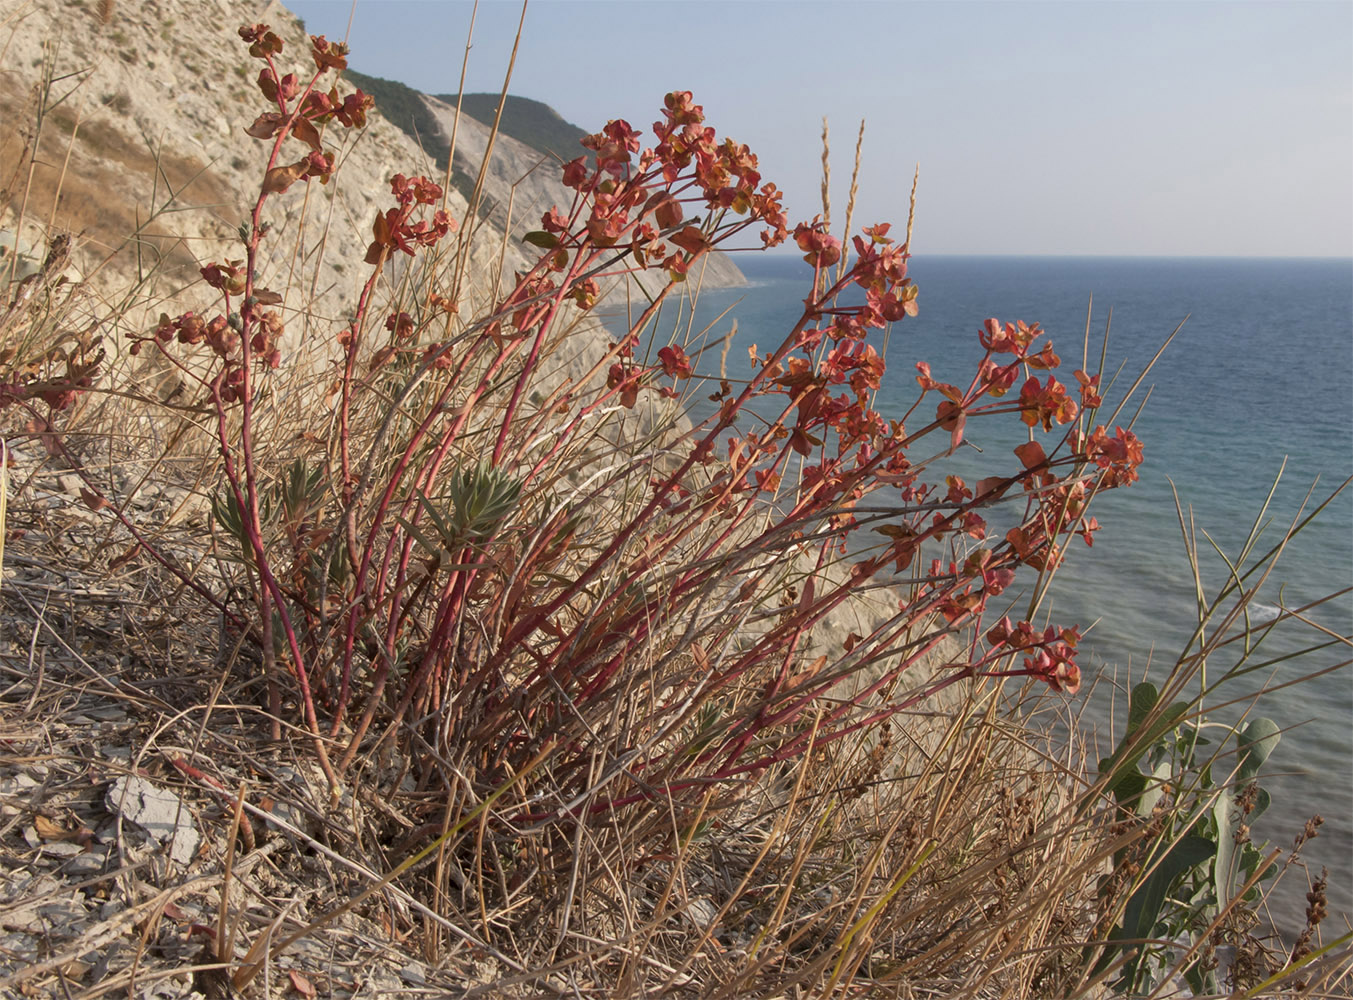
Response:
[1014,440,1046,470]
[948,411,967,452]
[975,476,1008,501]
[654,196,683,231]
[78,488,107,511]
[162,901,188,921]
[287,970,317,997]
[936,400,966,451]
[372,209,392,246]
[669,225,708,255]
[107,544,142,572]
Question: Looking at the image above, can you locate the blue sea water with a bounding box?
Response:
[624,253,1353,931]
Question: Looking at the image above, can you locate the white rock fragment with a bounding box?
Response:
[38,840,83,858]
[64,846,111,877]
[685,896,719,931]
[106,776,201,865]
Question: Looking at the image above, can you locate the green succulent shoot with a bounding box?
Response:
[400,462,524,560]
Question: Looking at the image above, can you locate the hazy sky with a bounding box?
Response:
[285,0,1352,257]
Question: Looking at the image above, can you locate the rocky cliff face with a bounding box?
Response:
[1,1,467,328]
[0,0,616,380]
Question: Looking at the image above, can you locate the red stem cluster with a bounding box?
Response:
[125,27,1144,810]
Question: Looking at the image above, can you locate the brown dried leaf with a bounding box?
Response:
[33,814,93,843]
[291,117,322,152]
[262,160,308,195]
[244,113,285,140]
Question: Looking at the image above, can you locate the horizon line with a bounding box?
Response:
[742,250,1353,261]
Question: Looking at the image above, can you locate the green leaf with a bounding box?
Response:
[1109,769,1148,811]
[1213,790,1236,903]
[522,230,560,249]
[1237,717,1280,780]
[1090,699,1190,815]
[1127,835,1216,938]
[210,488,247,544]
[447,463,522,542]
[1138,760,1170,816]
[1105,834,1217,990]
[394,513,446,561]
[417,488,461,550]
[1184,957,1216,996]
[1127,682,1159,736]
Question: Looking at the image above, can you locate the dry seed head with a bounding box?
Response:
[819,116,831,233]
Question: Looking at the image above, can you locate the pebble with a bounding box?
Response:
[39,840,83,858]
[106,776,201,865]
[63,847,110,877]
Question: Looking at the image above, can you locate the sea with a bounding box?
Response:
[617,252,1353,934]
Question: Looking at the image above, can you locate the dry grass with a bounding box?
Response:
[0,534,1116,999]
[0,14,1349,1000]
[2,541,1345,998]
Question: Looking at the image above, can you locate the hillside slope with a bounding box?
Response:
[433,92,588,162]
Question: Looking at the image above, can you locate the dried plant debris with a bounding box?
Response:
[0,571,490,998]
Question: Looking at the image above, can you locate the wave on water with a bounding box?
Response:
[1246,603,1283,624]
[671,254,1353,930]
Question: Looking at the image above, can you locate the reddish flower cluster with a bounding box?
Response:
[1072,424,1145,487]
[918,550,1017,623]
[503,272,558,336]
[250,310,285,371]
[365,174,454,264]
[132,307,283,400]
[506,91,794,419]
[385,312,416,341]
[1005,523,1057,572]
[543,89,787,289]
[794,222,841,269]
[126,25,389,403]
[568,277,600,311]
[238,27,372,191]
[238,23,283,58]
[200,260,247,296]
[1019,375,1078,430]
[657,345,693,379]
[1073,368,1103,408]
[985,616,1083,693]
[148,310,236,358]
[607,362,642,409]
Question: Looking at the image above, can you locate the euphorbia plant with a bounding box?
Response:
[129,23,1144,835]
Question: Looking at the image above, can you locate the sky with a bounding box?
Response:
[284,0,1353,257]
